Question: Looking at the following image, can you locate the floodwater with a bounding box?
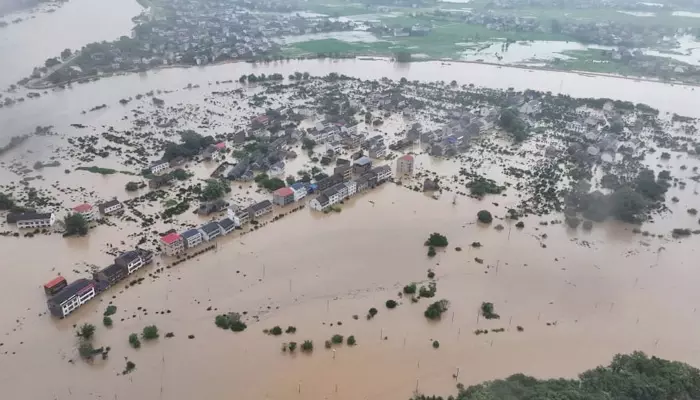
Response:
[0,0,143,88]
[457,40,613,64]
[276,30,381,44]
[2,3,700,400]
[672,11,700,18]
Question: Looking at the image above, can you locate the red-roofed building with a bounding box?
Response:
[273,187,295,206]
[44,276,67,295]
[397,154,415,176]
[161,232,184,256]
[72,203,96,221]
[215,142,226,150]
[252,114,270,128]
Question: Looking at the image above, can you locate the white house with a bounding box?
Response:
[115,250,145,275]
[218,217,236,235]
[199,221,222,241]
[309,194,330,211]
[15,212,56,229]
[149,160,170,175]
[47,278,96,317]
[98,199,123,215]
[181,229,203,248]
[344,181,357,197]
[290,183,307,202]
[373,165,392,182]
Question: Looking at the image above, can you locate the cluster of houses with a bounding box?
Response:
[6,198,124,230]
[421,109,496,157]
[159,199,273,256]
[309,161,393,212]
[43,248,153,318]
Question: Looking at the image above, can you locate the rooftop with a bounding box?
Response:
[399,154,414,161]
[354,156,371,166]
[100,199,121,209]
[15,212,53,221]
[249,200,272,212]
[218,217,235,229]
[47,278,94,305]
[290,182,306,191]
[115,250,140,265]
[161,232,182,245]
[274,187,294,197]
[181,229,201,239]
[200,221,221,234]
[98,264,125,279]
[44,276,66,289]
[73,203,93,213]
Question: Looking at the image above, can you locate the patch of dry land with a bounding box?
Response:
[0,69,699,400]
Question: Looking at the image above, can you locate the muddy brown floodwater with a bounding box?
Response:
[1,180,699,399]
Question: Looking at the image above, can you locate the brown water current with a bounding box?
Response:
[0,181,699,399]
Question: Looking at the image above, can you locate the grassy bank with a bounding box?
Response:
[76,166,135,176]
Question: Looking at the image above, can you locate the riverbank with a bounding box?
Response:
[22,53,700,93]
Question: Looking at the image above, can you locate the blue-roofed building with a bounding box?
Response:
[199,221,222,241]
[306,183,318,194]
[290,182,307,201]
[353,156,372,174]
[181,228,203,249]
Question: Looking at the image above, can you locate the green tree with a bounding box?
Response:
[78,341,96,359]
[427,246,436,257]
[403,283,417,295]
[347,335,356,346]
[260,178,285,191]
[44,57,60,68]
[60,48,72,60]
[142,325,159,340]
[331,334,344,344]
[477,210,493,224]
[610,186,648,224]
[425,233,448,247]
[76,323,96,340]
[125,181,139,191]
[64,213,88,236]
[480,302,500,319]
[301,340,313,352]
[128,333,141,348]
[424,300,449,320]
[386,299,398,309]
[103,316,113,327]
[301,138,316,150]
[103,305,117,316]
[201,179,229,201]
[288,341,297,352]
[270,326,283,336]
[0,193,15,210]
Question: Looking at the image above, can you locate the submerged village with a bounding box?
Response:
[2,65,700,398]
[2,70,700,318]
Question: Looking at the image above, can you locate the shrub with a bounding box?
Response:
[427,270,435,279]
[288,341,297,352]
[565,215,581,228]
[103,305,117,316]
[142,325,159,340]
[582,220,593,230]
[123,360,136,374]
[285,326,297,334]
[325,340,332,349]
[78,342,96,359]
[477,210,493,224]
[301,340,313,352]
[230,320,247,332]
[432,340,440,349]
[427,246,436,257]
[515,221,525,228]
[403,283,417,295]
[425,233,448,247]
[419,282,437,298]
[424,299,450,320]
[386,299,398,309]
[103,316,113,327]
[76,323,96,340]
[128,333,141,349]
[215,314,231,329]
[347,335,356,346]
[125,181,139,191]
[270,326,283,336]
[367,307,378,318]
[481,302,500,319]
[516,326,524,332]
[331,334,344,344]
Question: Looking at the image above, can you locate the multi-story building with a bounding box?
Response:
[160,232,184,256]
[98,199,123,215]
[182,229,203,249]
[233,209,250,226]
[373,165,392,183]
[369,144,387,159]
[290,182,307,202]
[396,154,415,176]
[72,203,96,222]
[115,250,145,275]
[15,212,56,229]
[43,276,67,296]
[149,159,170,175]
[47,278,96,318]
[353,156,372,175]
[273,187,295,206]
[93,264,128,292]
[199,221,222,241]
[309,194,330,211]
[334,164,352,181]
[248,200,273,220]
[317,173,344,191]
[345,180,357,197]
[218,217,237,235]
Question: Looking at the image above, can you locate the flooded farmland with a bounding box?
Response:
[1,2,700,399]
